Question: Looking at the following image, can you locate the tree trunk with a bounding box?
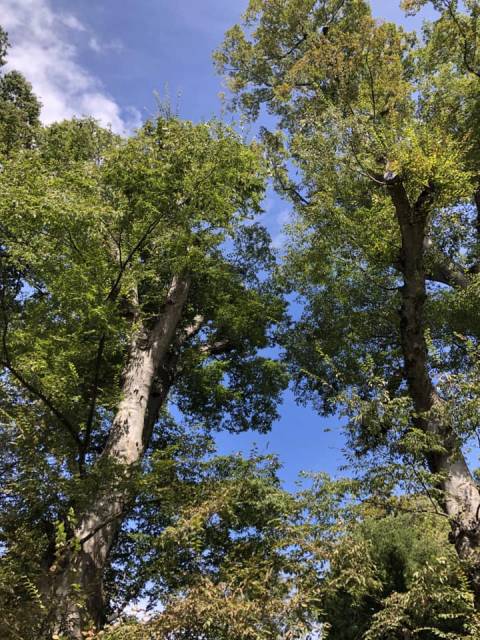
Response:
[46,274,191,637]
[388,179,480,603]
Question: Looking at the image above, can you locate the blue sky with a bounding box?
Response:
[0,0,437,489]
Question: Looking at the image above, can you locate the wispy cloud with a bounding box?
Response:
[59,13,86,33]
[0,0,141,134]
[88,35,123,55]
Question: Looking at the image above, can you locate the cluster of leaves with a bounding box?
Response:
[322,503,480,639]
[0,27,40,154]
[106,454,320,640]
[212,1,480,635]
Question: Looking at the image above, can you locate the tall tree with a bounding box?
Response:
[217,0,480,603]
[0,107,287,636]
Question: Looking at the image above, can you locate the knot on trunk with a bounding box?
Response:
[449,520,480,556]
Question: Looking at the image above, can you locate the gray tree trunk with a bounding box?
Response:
[47,274,191,637]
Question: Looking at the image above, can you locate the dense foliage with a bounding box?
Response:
[217,0,480,611]
[99,479,480,640]
[0,27,288,636]
[2,1,480,638]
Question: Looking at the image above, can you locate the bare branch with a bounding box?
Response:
[275,171,312,207]
[199,338,236,357]
[179,314,205,346]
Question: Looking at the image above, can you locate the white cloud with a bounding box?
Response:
[0,0,141,134]
[276,208,292,226]
[88,35,123,55]
[271,231,287,250]
[59,13,86,32]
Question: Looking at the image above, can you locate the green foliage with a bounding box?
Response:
[0,31,287,633]
[0,27,40,153]
[363,558,480,640]
[321,506,477,639]
[97,476,480,640]
[0,530,48,639]
[215,7,480,635]
[3,5,480,637]
[216,0,480,483]
[100,453,323,640]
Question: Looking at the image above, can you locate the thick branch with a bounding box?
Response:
[79,334,107,474]
[425,253,470,289]
[199,338,236,356]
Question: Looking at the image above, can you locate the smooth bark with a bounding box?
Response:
[47,274,191,637]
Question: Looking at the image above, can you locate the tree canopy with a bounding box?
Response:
[3,1,480,638]
[0,36,287,635]
[216,0,480,628]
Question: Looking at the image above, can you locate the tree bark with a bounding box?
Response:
[388,179,480,604]
[46,274,191,637]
